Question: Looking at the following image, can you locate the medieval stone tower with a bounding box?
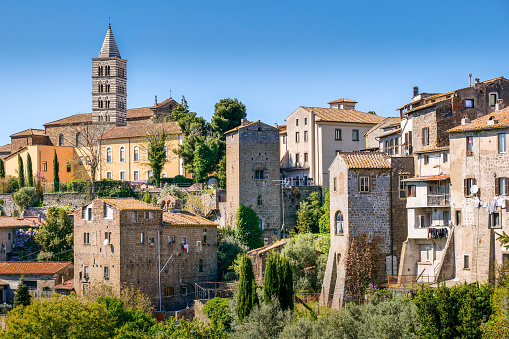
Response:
[92,25,127,129]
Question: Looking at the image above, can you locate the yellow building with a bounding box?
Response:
[98,122,184,181]
[4,145,87,184]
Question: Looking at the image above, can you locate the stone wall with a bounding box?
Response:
[282,185,322,231]
[0,194,17,216]
[43,193,96,210]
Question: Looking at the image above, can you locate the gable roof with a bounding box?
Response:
[300,107,384,124]
[247,238,289,255]
[99,122,181,140]
[163,211,217,226]
[224,120,278,135]
[328,98,358,104]
[447,107,509,133]
[378,128,402,139]
[100,198,161,211]
[44,113,93,127]
[10,129,45,138]
[364,117,400,137]
[0,217,37,228]
[0,261,71,275]
[338,152,391,169]
[0,144,10,153]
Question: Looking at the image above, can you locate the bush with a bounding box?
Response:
[0,176,18,193]
[95,179,135,198]
[233,300,294,339]
[236,205,263,250]
[203,297,233,330]
[159,175,194,187]
[141,191,152,203]
[218,236,249,280]
[12,186,37,214]
[66,179,89,193]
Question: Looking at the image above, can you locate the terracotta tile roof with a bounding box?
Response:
[404,174,450,182]
[154,98,178,108]
[378,128,401,139]
[0,144,11,152]
[126,107,153,119]
[447,108,509,133]
[100,198,161,211]
[224,120,278,135]
[0,261,71,275]
[364,117,400,137]
[422,77,505,103]
[0,217,37,228]
[405,99,448,115]
[339,152,391,169]
[413,146,450,154]
[328,98,358,104]
[300,107,384,124]
[278,124,287,132]
[247,238,289,255]
[99,122,181,140]
[55,279,74,290]
[10,129,46,138]
[163,211,217,226]
[44,113,93,127]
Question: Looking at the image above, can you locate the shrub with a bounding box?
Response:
[233,300,294,339]
[236,205,263,250]
[160,175,194,187]
[141,191,152,203]
[218,235,248,280]
[203,297,233,330]
[13,275,31,307]
[12,186,37,214]
[95,179,135,198]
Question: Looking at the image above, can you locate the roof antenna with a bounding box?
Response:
[155,95,158,105]
[469,73,472,87]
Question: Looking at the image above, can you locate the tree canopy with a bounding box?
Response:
[236,205,263,250]
[35,206,74,261]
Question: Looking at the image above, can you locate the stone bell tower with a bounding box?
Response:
[92,24,127,130]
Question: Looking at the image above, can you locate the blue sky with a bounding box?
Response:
[0,0,508,145]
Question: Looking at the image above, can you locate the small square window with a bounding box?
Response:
[359,176,370,192]
[465,99,474,108]
[443,153,449,163]
[352,129,359,141]
[335,129,342,141]
[464,255,470,269]
[296,119,299,126]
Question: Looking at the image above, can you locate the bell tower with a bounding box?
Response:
[92,24,127,128]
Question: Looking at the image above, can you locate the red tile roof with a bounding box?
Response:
[413,146,450,154]
[0,261,72,275]
[10,129,46,138]
[163,211,217,226]
[99,122,181,140]
[328,98,358,104]
[44,113,93,127]
[247,238,289,255]
[54,279,74,290]
[0,217,37,228]
[0,144,11,153]
[447,108,509,133]
[339,152,391,169]
[404,174,450,182]
[101,198,161,211]
[300,107,384,124]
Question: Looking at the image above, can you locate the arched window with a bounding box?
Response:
[133,146,139,162]
[106,147,112,163]
[257,195,263,206]
[76,132,82,146]
[119,146,125,162]
[58,134,64,146]
[335,211,344,235]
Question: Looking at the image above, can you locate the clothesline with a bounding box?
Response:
[473,196,506,214]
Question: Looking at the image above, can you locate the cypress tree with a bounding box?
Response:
[236,254,257,322]
[17,154,24,188]
[0,159,5,179]
[53,150,59,192]
[279,255,294,310]
[263,252,280,303]
[26,153,33,187]
[13,275,31,307]
[263,252,294,310]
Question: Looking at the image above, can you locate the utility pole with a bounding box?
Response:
[157,230,173,312]
[272,179,286,238]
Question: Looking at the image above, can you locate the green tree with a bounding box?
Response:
[235,205,263,250]
[217,155,226,188]
[146,124,168,187]
[12,186,36,215]
[13,275,31,308]
[202,297,233,330]
[296,192,323,233]
[53,150,59,192]
[0,159,5,179]
[210,98,247,159]
[192,138,218,182]
[17,154,24,189]
[35,206,74,261]
[218,235,248,280]
[236,254,258,322]
[26,153,33,187]
[318,187,330,234]
[263,252,294,310]
[141,191,152,203]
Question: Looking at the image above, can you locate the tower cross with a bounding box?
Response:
[169,89,173,98]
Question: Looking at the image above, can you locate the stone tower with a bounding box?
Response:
[92,25,127,129]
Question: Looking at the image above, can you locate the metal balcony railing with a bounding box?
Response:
[427,194,450,206]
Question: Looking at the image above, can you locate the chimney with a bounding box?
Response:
[475,78,480,84]
[488,116,499,126]
[496,99,505,111]
[264,238,269,247]
[461,116,470,125]
[413,86,419,98]
[155,95,158,105]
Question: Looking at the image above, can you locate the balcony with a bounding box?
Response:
[427,194,450,206]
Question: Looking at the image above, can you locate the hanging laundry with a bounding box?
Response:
[428,228,449,239]
[183,243,189,253]
[474,197,480,208]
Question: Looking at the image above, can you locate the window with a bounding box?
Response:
[282,135,287,144]
[133,146,139,162]
[199,259,204,272]
[84,266,89,279]
[104,232,111,244]
[296,119,299,126]
[104,266,109,280]
[424,155,429,165]
[119,146,125,162]
[149,237,155,246]
[466,136,474,154]
[304,130,308,142]
[335,211,344,235]
[352,129,359,141]
[490,93,498,107]
[443,211,450,225]
[395,138,399,154]
[76,132,82,146]
[147,170,153,179]
[104,204,113,218]
[443,153,449,163]
[333,177,337,191]
[164,287,174,297]
[106,147,112,163]
[257,195,262,206]
[359,176,370,192]
[133,170,139,181]
[418,215,426,228]
[407,185,416,197]
[106,171,112,179]
[465,99,474,108]
[259,219,264,230]
[490,212,501,228]
[304,153,308,163]
[422,127,429,146]
[42,161,47,172]
[335,129,342,141]
[67,163,71,172]
[83,232,90,245]
[182,237,187,244]
[140,232,145,244]
[255,169,264,179]
[464,178,476,196]
[499,134,506,153]
[304,118,308,125]
[295,132,300,143]
[426,247,431,262]
[399,175,408,198]
[119,171,125,181]
[455,210,461,225]
[87,207,93,221]
[132,211,138,222]
[59,134,64,146]
[180,286,189,296]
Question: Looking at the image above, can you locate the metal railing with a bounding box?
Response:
[194,281,237,301]
[427,194,450,206]
[387,274,434,286]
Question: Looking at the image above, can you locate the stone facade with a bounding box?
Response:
[248,238,288,284]
[282,185,322,230]
[225,121,281,239]
[73,198,217,311]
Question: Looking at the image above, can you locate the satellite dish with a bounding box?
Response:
[471,185,479,194]
[103,239,109,246]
